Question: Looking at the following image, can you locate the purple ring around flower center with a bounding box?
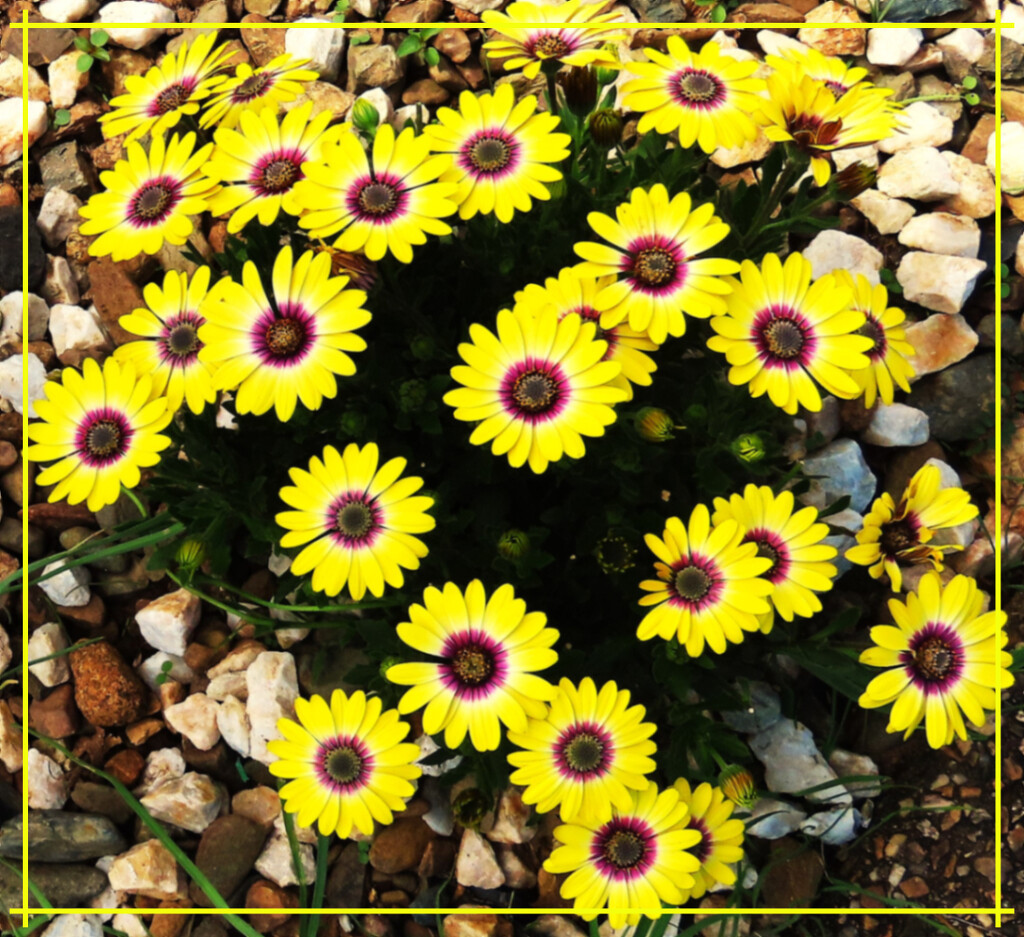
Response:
[670,67,727,112]
[689,816,711,864]
[159,310,205,368]
[744,527,790,584]
[458,129,521,181]
[499,357,569,424]
[326,491,382,549]
[346,172,409,225]
[75,407,134,469]
[249,148,305,197]
[900,621,965,695]
[147,76,199,117]
[439,628,509,701]
[590,815,657,881]
[751,305,817,371]
[667,552,723,612]
[623,236,687,297]
[859,313,888,363]
[554,720,615,780]
[251,302,317,368]
[526,30,577,60]
[314,734,374,794]
[565,306,617,359]
[127,175,184,229]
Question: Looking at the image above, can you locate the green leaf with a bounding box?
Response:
[781,644,870,702]
[421,27,443,40]
[424,46,440,67]
[76,53,94,72]
[396,35,423,58]
[93,48,110,62]
[73,36,91,52]
[818,494,851,518]
[965,92,980,106]
[712,3,727,20]
[53,109,71,126]
[92,29,109,47]
[961,75,977,89]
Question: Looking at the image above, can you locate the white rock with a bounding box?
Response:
[138,651,194,691]
[94,2,176,49]
[139,772,224,833]
[208,642,265,678]
[898,212,980,258]
[756,29,810,59]
[110,916,148,937]
[133,746,186,795]
[456,828,505,889]
[416,731,462,778]
[987,123,1024,195]
[803,230,882,286]
[42,915,104,937]
[711,127,773,169]
[861,403,930,447]
[108,840,180,897]
[744,798,807,839]
[488,787,536,844]
[800,805,861,845]
[851,189,915,235]
[206,670,248,701]
[1004,2,1024,45]
[350,0,378,15]
[832,145,878,173]
[878,101,953,154]
[896,252,988,314]
[941,152,996,219]
[48,50,90,109]
[877,147,959,201]
[0,291,50,343]
[0,701,22,773]
[43,255,80,305]
[37,188,84,249]
[0,353,47,417]
[0,627,10,673]
[28,748,68,808]
[27,622,70,687]
[135,588,202,656]
[164,694,220,751]
[866,27,922,66]
[246,651,298,764]
[38,0,99,20]
[827,748,881,799]
[49,303,112,363]
[255,831,315,887]
[217,694,250,757]
[0,97,47,166]
[0,55,48,102]
[448,0,504,11]
[936,28,985,64]
[38,560,90,607]
[389,103,426,133]
[285,19,344,81]
[750,718,851,805]
[273,625,310,649]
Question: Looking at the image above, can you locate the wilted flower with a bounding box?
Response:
[595,533,637,574]
[834,161,877,199]
[560,66,599,116]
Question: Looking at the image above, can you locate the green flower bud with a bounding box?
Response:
[175,538,205,574]
[379,656,403,681]
[497,529,530,560]
[731,433,765,463]
[719,764,759,810]
[587,108,624,148]
[595,534,636,574]
[634,407,676,443]
[351,97,380,134]
[560,66,598,117]
[339,407,367,437]
[452,787,492,830]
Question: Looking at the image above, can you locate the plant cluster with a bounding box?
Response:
[23,5,1012,924]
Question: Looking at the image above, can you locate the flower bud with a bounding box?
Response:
[379,656,402,680]
[587,108,624,148]
[834,160,877,200]
[634,407,675,443]
[718,764,759,810]
[730,433,765,463]
[498,529,530,560]
[595,533,636,574]
[175,538,205,575]
[351,97,380,134]
[409,333,435,360]
[596,42,620,86]
[559,66,598,117]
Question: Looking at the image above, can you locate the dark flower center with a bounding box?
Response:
[134,183,174,221]
[358,182,399,216]
[535,34,570,57]
[914,636,957,682]
[265,318,306,357]
[632,247,676,287]
[858,318,887,358]
[85,420,123,458]
[513,369,558,413]
[326,746,363,784]
[470,136,512,173]
[675,566,712,602]
[451,645,494,686]
[337,501,373,539]
[790,114,843,149]
[763,318,805,360]
[565,732,605,774]
[155,82,192,114]
[691,820,711,863]
[604,830,646,870]
[677,71,719,103]
[824,80,850,99]
[755,539,780,573]
[880,519,916,555]
[260,158,299,193]
[234,72,271,101]
[166,323,199,358]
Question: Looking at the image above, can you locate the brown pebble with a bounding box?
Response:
[0,441,16,471]
[899,876,930,898]
[246,879,296,933]
[150,903,192,937]
[25,501,97,532]
[56,593,107,630]
[29,684,80,738]
[104,748,145,786]
[959,786,982,798]
[69,640,148,727]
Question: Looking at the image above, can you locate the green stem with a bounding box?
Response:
[306,834,330,937]
[899,94,962,104]
[118,483,148,520]
[545,68,560,118]
[747,157,802,245]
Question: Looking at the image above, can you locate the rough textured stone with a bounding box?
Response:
[877,147,960,201]
[896,252,987,314]
[139,772,224,833]
[0,97,47,166]
[347,44,404,93]
[28,749,68,809]
[108,839,181,897]
[898,212,980,258]
[910,354,995,442]
[246,651,298,764]
[751,718,850,805]
[904,313,979,379]
[28,621,70,687]
[455,828,505,889]
[69,639,148,727]
[988,121,1024,194]
[285,19,345,81]
[0,811,127,862]
[136,588,202,656]
[851,189,915,235]
[164,694,221,751]
[803,230,882,285]
[94,2,176,50]
[369,817,434,874]
[861,403,930,447]
[940,152,996,219]
[878,101,953,154]
[797,3,865,56]
[866,27,922,66]
[800,438,877,514]
[190,814,268,907]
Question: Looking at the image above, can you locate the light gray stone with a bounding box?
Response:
[744,797,807,839]
[138,651,194,691]
[50,303,111,362]
[896,252,987,314]
[878,101,953,154]
[988,122,1024,195]
[38,0,99,21]
[255,830,314,887]
[48,50,89,109]
[800,438,877,514]
[108,839,180,896]
[456,828,505,889]
[37,188,84,249]
[827,748,881,799]
[898,212,980,258]
[942,151,995,219]
[42,915,104,937]
[216,694,250,757]
[800,805,861,845]
[851,189,915,235]
[861,403,930,447]
[38,560,90,607]
[0,353,47,417]
[803,230,883,286]
[0,291,49,343]
[720,680,782,733]
[750,717,851,805]
[28,749,68,809]
[285,19,345,82]
[246,651,298,764]
[936,27,985,63]
[138,772,223,833]
[164,694,220,751]
[877,147,960,201]
[133,747,186,796]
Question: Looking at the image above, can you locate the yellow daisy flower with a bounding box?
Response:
[765,46,872,102]
[706,252,873,416]
[276,442,435,600]
[78,131,217,262]
[513,267,658,402]
[26,357,172,512]
[200,54,318,131]
[671,779,746,903]
[443,307,628,474]
[573,184,739,345]
[99,32,234,143]
[845,465,978,592]
[114,267,218,416]
[622,37,766,153]
[859,572,1012,749]
[197,246,371,422]
[544,783,701,927]
[759,72,900,187]
[481,0,626,81]
[711,484,837,628]
[638,503,773,657]
[507,676,657,822]
[204,102,348,235]
[834,271,915,408]
[268,690,422,838]
[424,85,569,224]
[386,580,559,752]
[295,123,458,263]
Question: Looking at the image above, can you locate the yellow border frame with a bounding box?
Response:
[10,9,1014,928]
